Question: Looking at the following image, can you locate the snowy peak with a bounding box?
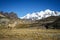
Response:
[20,9,60,20]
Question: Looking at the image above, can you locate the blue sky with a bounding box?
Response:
[0,0,60,17]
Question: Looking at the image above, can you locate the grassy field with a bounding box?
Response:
[0,28,60,40]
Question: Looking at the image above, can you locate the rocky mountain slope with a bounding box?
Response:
[16,16,60,29]
[0,11,34,29]
[0,11,60,29]
[32,16,60,29]
[0,11,20,29]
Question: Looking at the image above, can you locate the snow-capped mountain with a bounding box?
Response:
[20,9,60,20]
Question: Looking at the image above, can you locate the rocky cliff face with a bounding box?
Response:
[0,11,19,29]
[0,12,18,19]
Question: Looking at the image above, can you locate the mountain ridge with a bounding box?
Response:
[20,9,60,20]
[0,10,60,29]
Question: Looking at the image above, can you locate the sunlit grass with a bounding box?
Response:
[0,29,60,40]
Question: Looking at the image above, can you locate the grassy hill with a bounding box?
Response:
[0,29,60,40]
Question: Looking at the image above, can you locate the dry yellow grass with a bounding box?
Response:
[0,29,60,40]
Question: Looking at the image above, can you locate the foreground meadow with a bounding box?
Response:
[0,29,60,40]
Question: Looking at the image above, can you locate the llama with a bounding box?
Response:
[8,21,17,29]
